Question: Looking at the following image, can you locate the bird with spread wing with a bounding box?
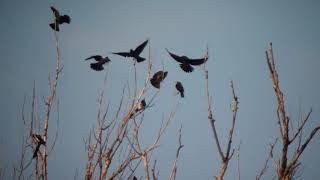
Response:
[112,40,148,63]
[85,55,111,71]
[49,6,71,31]
[166,49,207,73]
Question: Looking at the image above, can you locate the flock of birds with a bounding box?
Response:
[31,6,208,160]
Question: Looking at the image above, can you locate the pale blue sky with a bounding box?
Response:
[1,0,320,179]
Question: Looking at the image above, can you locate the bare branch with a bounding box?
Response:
[236,142,241,180]
[256,139,278,180]
[289,109,312,144]
[168,125,184,180]
[203,68,224,161]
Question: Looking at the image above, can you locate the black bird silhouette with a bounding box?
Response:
[150,71,168,89]
[166,49,207,73]
[136,99,146,112]
[133,176,138,180]
[112,40,148,63]
[49,6,71,31]
[175,81,184,98]
[85,55,111,71]
[129,99,146,118]
[32,134,45,158]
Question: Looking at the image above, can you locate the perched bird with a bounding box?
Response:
[175,81,184,98]
[85,55,111,71]
[32,134,45,158]
[112,40,148,63]
[49,6,71,31]
[129,99,146,118]
[136,99,146,112]
[166,49,207,73]
[150,71,168,89]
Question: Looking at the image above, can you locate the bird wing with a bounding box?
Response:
[176,82,184,92]
[187,57,207,66]
[60,15,71,24]
[85,55,102,61]
[134,40,148,55]
[166,49,188,64]
[141,99,146,107]
[50,6,60,19]
[153,71,163,80]
[112,52,132,57]
[179,64,193,73]
[150,78,160,89]
[49,23,60,31]
[166,49,207,66]
[153,71,166,81]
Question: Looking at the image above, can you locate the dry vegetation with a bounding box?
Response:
[11,10,320,180]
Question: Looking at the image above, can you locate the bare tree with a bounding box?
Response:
[84,45,183,180]
[14,12,63,180]
[13,6,320,180]
[202,50,240,180]
[258,43,320,180]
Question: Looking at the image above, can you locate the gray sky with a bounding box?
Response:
[1,0,320,179]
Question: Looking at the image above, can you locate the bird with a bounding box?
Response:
[85,55,111,71]
[150,71,168,89]
[112,40,148,63]
[133,176,138,180]
[175,81,184,98]
[166,49,207,73]
[129,99,146,118]
[49,6,71,31]
[136,99,146,112]
[32,134,45,158]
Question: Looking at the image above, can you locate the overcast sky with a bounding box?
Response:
[1,0,320,179]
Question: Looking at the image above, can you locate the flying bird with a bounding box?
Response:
[49,6,71,31]
[32,134,45,158]
[85,55,111,71]
[150,71,168,89]
[175,81,184,98]
[112,40,148,63]
[166,49,207,73]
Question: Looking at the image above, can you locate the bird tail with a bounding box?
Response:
[180,92,184,98]
[135,56,145,63]
[33,143,41,158]
[180,64,193,73]
[90,63,104,71]
[49,23,59,31]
